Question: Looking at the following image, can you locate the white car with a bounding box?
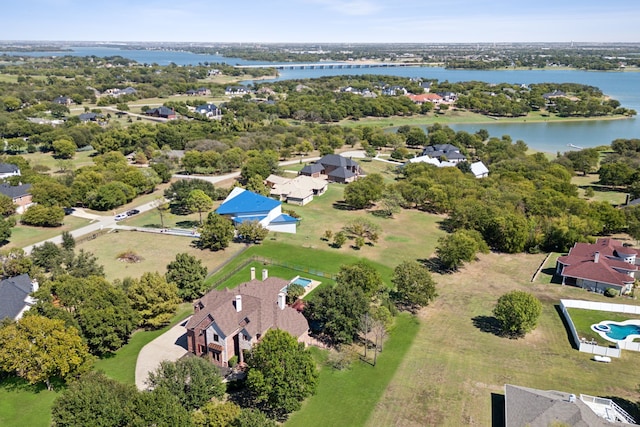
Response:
[114,213,128,221]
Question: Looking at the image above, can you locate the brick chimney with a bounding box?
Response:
[235,295,242,312]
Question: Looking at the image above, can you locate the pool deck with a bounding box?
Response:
[290,275,322,298]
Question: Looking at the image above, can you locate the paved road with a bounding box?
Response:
[22,198,167,254]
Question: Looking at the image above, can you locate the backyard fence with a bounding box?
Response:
[558,299,640,358]
[206,255,336,290]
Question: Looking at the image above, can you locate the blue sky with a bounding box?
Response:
[2,0,639,43]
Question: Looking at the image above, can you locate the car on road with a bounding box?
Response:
[114,213,128,221]
[126,209,140,216]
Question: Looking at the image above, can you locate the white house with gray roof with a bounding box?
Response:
[0,274,38,321]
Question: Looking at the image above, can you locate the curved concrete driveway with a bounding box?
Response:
[135,317,190,390]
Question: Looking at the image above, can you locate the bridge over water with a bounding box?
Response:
[234,62,419,70]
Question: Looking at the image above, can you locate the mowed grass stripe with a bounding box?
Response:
[286,313,419,427]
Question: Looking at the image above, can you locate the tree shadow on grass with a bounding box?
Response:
[472,315,503,336]
[554,304,578,349]
[332,201,357,211]
[176,220,199,228]
[0,375,59,393]
[417,257,453,274]
[540,268,563,284]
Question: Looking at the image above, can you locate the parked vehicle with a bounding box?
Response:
[126,209,140,216]
[115,213,128,221]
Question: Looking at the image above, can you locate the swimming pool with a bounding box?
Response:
[591,320,640,343]
[291,277,313,288]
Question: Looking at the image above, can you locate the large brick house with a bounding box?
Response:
[185,269,310,367]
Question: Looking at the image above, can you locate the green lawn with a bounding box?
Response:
[20,150,96,174]
[94,304,192,384]
[286,313,420,427]
[571,174,628,205]
[0,378,59,427]
[566,308,639,346]
[6,215,91,249]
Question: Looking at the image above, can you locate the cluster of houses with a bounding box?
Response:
[406,144,489,178]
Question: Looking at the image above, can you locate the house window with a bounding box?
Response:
[214,334,219,342]
[212,352,220,362]
[198,344,205,354]
[244,334,250,341]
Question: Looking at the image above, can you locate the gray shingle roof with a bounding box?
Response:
[318,154,359,168]
[0,163,19,174]
[0,183,31,199]
[505,384,629,427]
[0,274,33,320]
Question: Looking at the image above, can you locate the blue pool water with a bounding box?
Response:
[603,323,640,340]
[292,277,312,288]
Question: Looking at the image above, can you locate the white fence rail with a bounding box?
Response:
[558,299,640,358]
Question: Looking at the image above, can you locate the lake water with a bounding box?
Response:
[4,46,640,152]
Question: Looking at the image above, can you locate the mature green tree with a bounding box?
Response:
[30,180,73,207]
[246,175,270,196]
[236,220,269,243]
[343,174,384,209]
[193,401,241,427]
[166,253,208,300]
[0,316,93,390]
[332,231,347,248]
[52,371,138,426]
[336,260,384,297]
[246,329,318,419]
[132,386,193,427]
[0,247,32,278]
[52,138,77,159]
[404,127,428,146]
[187,189,214,224]
[342,217,381,243]
[61,231,76,251]
[493,290,542,337]
[0,217,11,243]
[566,148,599,176]
[391,260,438,310]
[304,284,369,345]
[286,283,305,304]
[31,275,137,355]
[65,249,105,278]
[240,150,279,181]
[0,194,16,217]
[198,213,235,251]
[234,408,277,427]
[151,162,172,183]
[598,162,635,186]
[127,272,180,329]
[30,241,64,272]
[21,205,65,227]
[436,229,489,271]
[147,357,225,411]
[165,179,220,214]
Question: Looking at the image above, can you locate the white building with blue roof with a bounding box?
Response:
[216,188,299,234]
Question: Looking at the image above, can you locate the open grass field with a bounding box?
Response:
[6,215,91,249]
[366,252,640,426]
[567,308,640,347]
[571,173,628,205]
[269,184,446,270]
[17,150,96,174]
[77,229,247,281]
